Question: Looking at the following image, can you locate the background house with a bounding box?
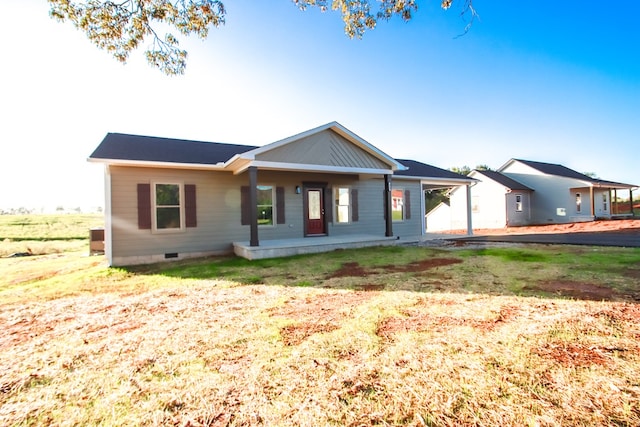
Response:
[430,159,637,232]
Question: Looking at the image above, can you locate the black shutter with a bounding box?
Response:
[351,189,359,222]
[324,187,333,223]
[137,183,151,230]
[276,186,285,224]
[185,184,197,227]
[405,189,411,220]
[241,186,250,225]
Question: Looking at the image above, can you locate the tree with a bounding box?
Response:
[48,0,475,75]
[449,164,492,176]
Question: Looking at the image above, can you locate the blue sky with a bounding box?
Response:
[1,1,638,211]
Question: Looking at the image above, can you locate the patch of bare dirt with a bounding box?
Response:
[532,343,620,367]
[376,304,521,341]
[280,323,340,346]
[269,292,375,346]
[623,268,640,280]
[327,262,369,278]
[524,280,617,301]
[594,304,640,324]
[446,219,640,236]
[327,258,462,279]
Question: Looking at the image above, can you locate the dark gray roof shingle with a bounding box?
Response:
[89,133,257,165]
[477,170,533,191]
[395,159,471,180]
[512,159,636,188]
[514,159,594,181]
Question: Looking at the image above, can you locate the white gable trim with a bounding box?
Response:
[232,160,393,176]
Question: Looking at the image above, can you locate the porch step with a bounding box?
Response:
[233,235,401,260]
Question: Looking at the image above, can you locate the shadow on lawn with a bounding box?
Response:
[123,245,640,304]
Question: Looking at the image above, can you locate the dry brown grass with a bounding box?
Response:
[1,245,639,426]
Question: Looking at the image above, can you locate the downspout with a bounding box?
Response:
[249,166,259,247]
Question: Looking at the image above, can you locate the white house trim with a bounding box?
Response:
[232,160,394,176]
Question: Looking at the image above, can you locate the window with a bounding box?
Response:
[602,193,608,211]
[392,188,404,221]
[515,194,523,212]
[154,183,183,230]
[335,187,350,223]
[257,185,274,226]
[576,193,582,213]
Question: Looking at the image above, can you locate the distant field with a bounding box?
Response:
[0,213,103,256]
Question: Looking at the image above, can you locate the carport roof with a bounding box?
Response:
[475,170,533,191]
[395,159,473,181]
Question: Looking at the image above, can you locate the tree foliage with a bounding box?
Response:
[48,0,474,75]
[449,164,492,176]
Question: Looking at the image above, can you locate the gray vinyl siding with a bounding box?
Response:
[506,191,532,226]
[504,173,594,224]
[109,167,423,264]
[388,180,423,237]
[256,129,389,169]
[109,166,249,259]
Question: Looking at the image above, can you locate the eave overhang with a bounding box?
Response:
[87,157,227,171]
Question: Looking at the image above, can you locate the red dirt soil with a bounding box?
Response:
[446,219,640,236]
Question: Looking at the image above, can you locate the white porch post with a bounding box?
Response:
[466,184,473,235]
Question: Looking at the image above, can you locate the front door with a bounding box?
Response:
[305,187,326,236]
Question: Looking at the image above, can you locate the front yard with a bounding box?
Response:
[1,243,639,426]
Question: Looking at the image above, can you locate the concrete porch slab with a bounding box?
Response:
[233,235,403,260]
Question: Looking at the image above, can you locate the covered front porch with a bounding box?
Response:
[233,233,456,260]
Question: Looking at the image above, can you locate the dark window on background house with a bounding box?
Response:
[515,194,523,212]
[576,193,582,213]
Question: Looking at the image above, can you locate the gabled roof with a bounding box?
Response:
[89,123,406,175]
[500,159,637,189]
[504,159,594,181]
[474,170,533,191]
[234,122,406,172]
[395,159,474,181]
[89,133,257,165]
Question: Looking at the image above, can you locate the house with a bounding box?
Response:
[436,159,637,231]
[89,122,475,265]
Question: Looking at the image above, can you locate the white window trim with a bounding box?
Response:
[391,187,405,222]
[334,186,351,225]
[152,181,185,233]
[515,194,523,212]
[257,183,276,228]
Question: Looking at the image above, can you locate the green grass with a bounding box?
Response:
[1,218,640,426]
[0,213,103,256]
